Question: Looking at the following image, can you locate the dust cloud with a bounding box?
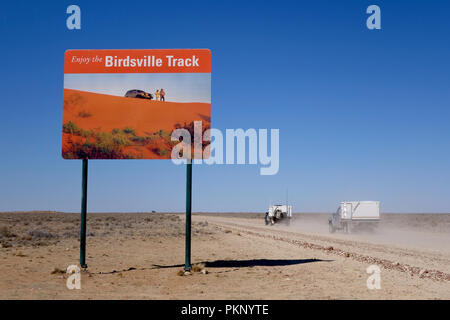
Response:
[287,213,450,253]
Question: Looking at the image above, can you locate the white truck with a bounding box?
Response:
[328,201,380,233]
[265,205,293,225]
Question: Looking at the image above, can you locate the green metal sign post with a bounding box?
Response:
[80,158,88,268]
[185,160,192,271]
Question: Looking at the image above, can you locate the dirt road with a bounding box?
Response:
[0,212,449,299]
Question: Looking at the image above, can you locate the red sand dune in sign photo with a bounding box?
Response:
[62,89,211,159]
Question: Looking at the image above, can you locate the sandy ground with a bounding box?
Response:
[0,212,449,299]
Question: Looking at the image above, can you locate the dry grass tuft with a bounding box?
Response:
[0,226,14,238]
[177,270,185,276]
[51,267,65,274]
[192,263,205,273]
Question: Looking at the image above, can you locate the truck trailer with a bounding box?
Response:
[328,201,380,233]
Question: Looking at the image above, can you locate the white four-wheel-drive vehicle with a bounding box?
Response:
[329,201,380,233]
[265,205,293,225]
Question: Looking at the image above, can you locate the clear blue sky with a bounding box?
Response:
[0,0,449,213]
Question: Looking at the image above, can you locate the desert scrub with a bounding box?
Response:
[111,131,132,146]
[63,121,93,138]
[192,263,205,273]
[77,110,92,118]
[64,92,86,108]
[27,229,55,239]
[51,267,65,274]
[150,146,171,157]
[64,140,132,159]
[63,123,176,159]
[63,121,82,135]
[123,126,136,135]
[157,129,171,139]
[130,135,152,146]
[158,148,169,156]
[95,130,131,148]
[0,226,14,238]
[81,129,94,138]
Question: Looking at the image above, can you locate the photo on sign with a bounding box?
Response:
[62,73,211,159]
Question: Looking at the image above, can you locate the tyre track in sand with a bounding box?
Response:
[204,218,450,283]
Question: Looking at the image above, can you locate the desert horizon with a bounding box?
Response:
[1,211,449,299]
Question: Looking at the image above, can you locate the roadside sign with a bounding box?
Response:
[62,49,211,159]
